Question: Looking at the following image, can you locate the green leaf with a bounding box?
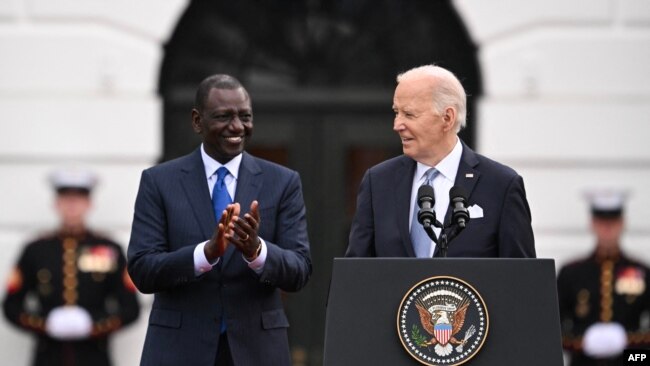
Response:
[411,324,428,347]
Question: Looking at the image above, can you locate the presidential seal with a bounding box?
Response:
[397,276,489,366]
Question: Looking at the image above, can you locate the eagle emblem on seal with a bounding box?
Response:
[397,276,488,366]
[415,289,474,356]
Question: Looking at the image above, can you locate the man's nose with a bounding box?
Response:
[229,116,244,131]
[393,116,404,131]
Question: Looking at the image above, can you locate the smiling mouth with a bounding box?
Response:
[225,136,243,143]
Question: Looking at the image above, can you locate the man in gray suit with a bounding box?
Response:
[346,65,535,258]
[128,74,311,366]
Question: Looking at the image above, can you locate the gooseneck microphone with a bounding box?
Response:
[417,185,436,229]
[449,186,470,228]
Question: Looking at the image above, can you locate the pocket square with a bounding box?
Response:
[468,204,484,219]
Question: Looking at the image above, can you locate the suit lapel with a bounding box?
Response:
[179,148,215,242]
[435,142,480,256]
[396,156,417,257]
[221,152,263,269]
[455,142,480,203]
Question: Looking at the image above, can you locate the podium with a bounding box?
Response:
[323,258,563,365]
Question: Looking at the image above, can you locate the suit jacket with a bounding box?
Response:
[127,149,311,366]
[346,142,535,258]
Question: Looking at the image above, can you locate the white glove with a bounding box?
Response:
[45,306,93,340]
[582,322,627,358]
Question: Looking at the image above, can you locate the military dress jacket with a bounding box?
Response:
[2,230,140,366]
[557,251,650,366]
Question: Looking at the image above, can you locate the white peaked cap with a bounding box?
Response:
[49,168,98,193]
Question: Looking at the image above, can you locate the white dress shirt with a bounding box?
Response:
[408,138,463,257]
[193,144,267,275]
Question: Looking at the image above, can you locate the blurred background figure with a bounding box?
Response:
[557,189,650,365]
[2,169,140,366]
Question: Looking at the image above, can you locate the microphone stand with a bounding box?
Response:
[423,222,439,245]
[422,217,443,246]
[418,196,469,257]
[433,221,467,258]
[438,231,449,258]
[419,185,471,258]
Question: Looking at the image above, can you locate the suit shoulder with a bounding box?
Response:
[476,153,519,177]
[466,153,521,186]
[250,155,299,177]
[367,155,411,176]
[145,153,195,175]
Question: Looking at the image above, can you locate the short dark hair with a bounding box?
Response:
[194,74,247,111]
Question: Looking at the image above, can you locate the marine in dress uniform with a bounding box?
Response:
[557,189,650,366]
[2,169,140,366]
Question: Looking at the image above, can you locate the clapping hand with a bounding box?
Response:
[226,200,262,260]
[204,203,240,262]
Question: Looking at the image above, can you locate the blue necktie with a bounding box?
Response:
[212,167,231,333]
[212,167,232,221]
[410,168,438,258]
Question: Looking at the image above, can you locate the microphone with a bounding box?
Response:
[449,186,470,228]
[417,185,436,229]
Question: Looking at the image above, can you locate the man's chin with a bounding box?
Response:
[224,147,244,159]
[208,147,244,163]
[401,147,414,159]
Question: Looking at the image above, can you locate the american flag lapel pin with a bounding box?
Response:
[465,173,474,178]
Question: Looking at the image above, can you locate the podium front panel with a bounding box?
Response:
[323,258,563,366]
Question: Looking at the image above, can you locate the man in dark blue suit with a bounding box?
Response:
[127,74,311,366]
[346,65,535,258]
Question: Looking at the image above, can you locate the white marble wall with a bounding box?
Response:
[0,0,186,364]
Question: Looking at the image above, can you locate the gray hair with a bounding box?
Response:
[396,65,467,132]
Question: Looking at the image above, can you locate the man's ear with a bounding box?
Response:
[442,107,457,132]
[191,109,202,134]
